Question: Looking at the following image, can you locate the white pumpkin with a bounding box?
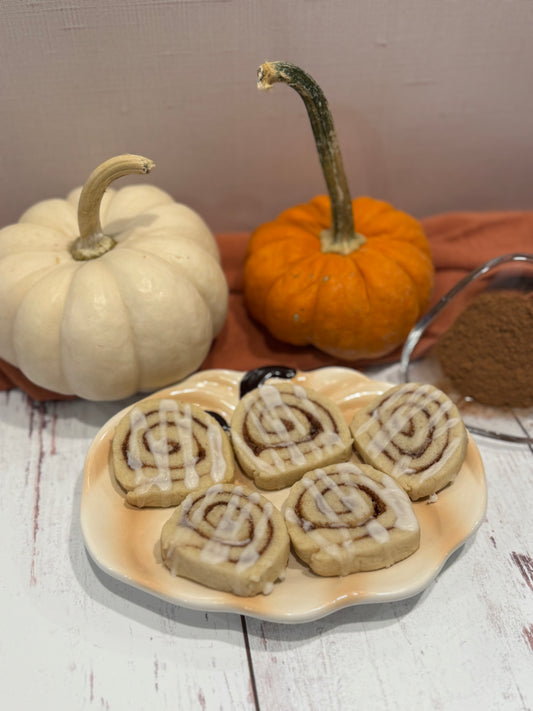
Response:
[0,154,228,400]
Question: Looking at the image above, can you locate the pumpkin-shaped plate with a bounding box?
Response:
[80,367,486,623]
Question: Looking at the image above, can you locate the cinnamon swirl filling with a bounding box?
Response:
[111,398,235,507]
[283,462,420,576]
[231,382,353,490]
[350,383,467,500]
[160,484,290,596]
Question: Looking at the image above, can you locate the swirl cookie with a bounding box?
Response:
[350,383,467,501]
[283,462,420,576]
[230,382,353,490]
[160,484,290,596]
[112,398,235,507]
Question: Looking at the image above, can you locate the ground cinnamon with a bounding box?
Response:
[436,289,533,408]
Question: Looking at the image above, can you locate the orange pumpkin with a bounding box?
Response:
[244,62,434,360]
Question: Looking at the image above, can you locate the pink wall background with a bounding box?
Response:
[1,0,532,234]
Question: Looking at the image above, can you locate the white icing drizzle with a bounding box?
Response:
[259,386,307,467]
[238,383,344,473]
[130,399,179,493]
[260,385,307,436]
[303,472,340,520]
[309,531,345,560]
[127,407,149,471]
[192,487,274,573]
[126,399,226,494]
[314,467,368,518]
[248,407,306,469]
[390,435,462,483]
[190,483,232,526]
[168,549,180,577]
[374,473,419,532]
[285,463,419,556]
[236,502,273,573]
[207,420,227,482]
[172,403,199,490]
[187,483,224,520]
[284,508,299,525]
[365,519,389,544]
[355,384,461,483]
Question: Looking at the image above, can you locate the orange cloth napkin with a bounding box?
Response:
[1,211,532,401]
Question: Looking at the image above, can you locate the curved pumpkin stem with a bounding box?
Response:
[258,61,365,255]
[70,154,155,261]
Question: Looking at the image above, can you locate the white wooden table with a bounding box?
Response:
[1,362,532,711]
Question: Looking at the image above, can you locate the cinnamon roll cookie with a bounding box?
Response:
[350,383,467,501]
[230,382,353,490]
[160,484,290,596]
[282,462,420,576]
[111,398,234,507]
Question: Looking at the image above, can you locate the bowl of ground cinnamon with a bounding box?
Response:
[401,253,533,443]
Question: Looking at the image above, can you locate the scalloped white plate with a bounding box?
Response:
[80,367,487,623]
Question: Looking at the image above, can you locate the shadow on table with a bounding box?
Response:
[244,542,469,643]
[69,470,245,640]
[69,468,472,645]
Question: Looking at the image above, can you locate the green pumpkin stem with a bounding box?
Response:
[258,61,365,254]
[70,154,155,261]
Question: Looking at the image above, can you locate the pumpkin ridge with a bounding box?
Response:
[100,250,160,389]
[107,257,139,385]
[15,262,77,393]
[310,257,335,346]
[0,252,71,282]
[361,230,429,246]
[247,240,322,280]
[365,242,434,307]
[347,250,422,336]
[61,258,140,397]
[20,220,75,241]
[247,225,321,252]
[0,259,73,365]
[365,250,422,301]
[312,256,374,353]
[269,251,331,312]
[118,232,212,255]
[345,253,371,304]
[19,198,79,238]
[124,240,226,335]
[0,223,72,257]
[106,244,212,303]
[264,253,326,344]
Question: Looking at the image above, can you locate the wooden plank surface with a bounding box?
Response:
[0,392,255,710]
[0,363,532,710]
